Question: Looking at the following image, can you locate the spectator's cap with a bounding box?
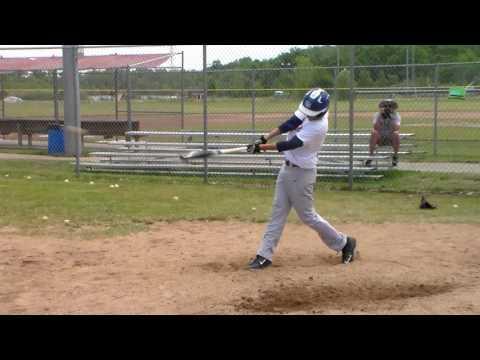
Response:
[379,99,398,110]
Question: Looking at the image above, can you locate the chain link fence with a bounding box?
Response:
[0,46,64,150]
[1,45,479,188]
[353,63,480,171]
[0,45,188,152]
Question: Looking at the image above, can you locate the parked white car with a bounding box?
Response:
[3,96,24,103]
[89,95,114,102]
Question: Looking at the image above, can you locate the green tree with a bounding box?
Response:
[357,69,374,87]
[336,69,355,100]
[294,55,315,88]
[272,69,295,89]
[210,60,222,70]
[312,68,334,88]
[376,70,388,87]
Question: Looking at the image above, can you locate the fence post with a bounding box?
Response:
[62,45,82,175]
[333,67,338,133]
[126,66,132,142]
[433,64,439,156]
[348,46,356,190]
[412,46,416,94]
[73,49,81,176]
[1,74,4,120]
[53,70,59,123]
[203,45,208,184]
[334,46,340,132]
[126,66,132,130]
[406,46,409,87]
[114,69,119,121]
[181,51,185,131]
[251,69,256,134]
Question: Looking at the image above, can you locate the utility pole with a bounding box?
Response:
[348,45,355,190]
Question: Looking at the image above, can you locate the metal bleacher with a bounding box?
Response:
[79,130,417,179]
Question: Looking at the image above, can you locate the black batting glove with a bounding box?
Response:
[247,135,267,154]
[247,143,261,154]
[252,135,267,147]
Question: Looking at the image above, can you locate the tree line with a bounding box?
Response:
[3,46,480,100]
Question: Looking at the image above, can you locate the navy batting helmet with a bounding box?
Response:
[298,88,330,118]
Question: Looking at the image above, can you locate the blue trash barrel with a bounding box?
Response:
[48,125,65,155]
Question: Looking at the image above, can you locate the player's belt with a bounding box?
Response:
[285,160,300,168]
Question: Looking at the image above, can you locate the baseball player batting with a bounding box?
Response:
[247,88,357,270]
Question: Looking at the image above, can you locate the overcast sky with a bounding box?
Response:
[0,45,318,70]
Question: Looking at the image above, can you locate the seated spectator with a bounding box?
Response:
[365,99,401,167]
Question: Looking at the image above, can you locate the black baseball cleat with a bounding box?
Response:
[248,255,272,270]
[341,237,357,264]
[392,155,399,167]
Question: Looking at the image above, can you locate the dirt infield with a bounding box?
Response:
[1,221,479,314]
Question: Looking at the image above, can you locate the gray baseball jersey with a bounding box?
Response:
[373,112,401,136]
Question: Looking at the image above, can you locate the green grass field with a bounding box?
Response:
[0,160,478,238]
[4,95,480,116]
[2,96,479,163]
